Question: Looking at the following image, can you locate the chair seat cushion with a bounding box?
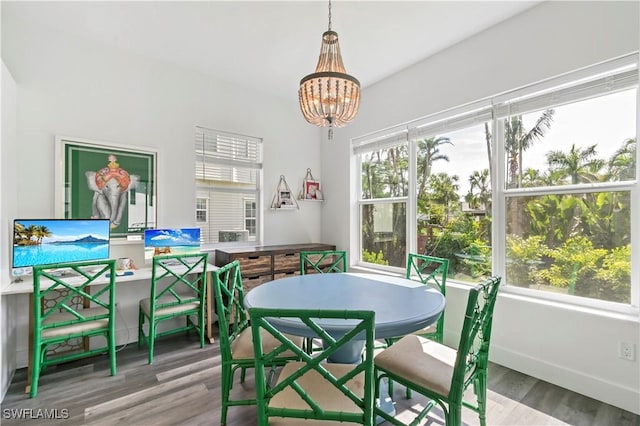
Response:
[231,327,303,359]
[374,334,457,396]
[268,361,366,425]
[139,296,200,317]
[42,307,110,338]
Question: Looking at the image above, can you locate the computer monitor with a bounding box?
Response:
[144,228,201,260]
[12,219,111,274]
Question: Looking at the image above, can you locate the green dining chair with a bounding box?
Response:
[213,260,303,425]
[374,275,501,426]
[138,252,209,364]
[299,249,347,353]
[249,307,376,425]
[30,259,117,398]
[299,250,347,274]
[400,253,449,343]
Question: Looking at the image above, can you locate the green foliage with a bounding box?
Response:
[506,235,548,287]
[595,245,631,302]
[362,249,389,266]
[539,236,606,294]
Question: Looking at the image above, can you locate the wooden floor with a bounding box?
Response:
[2,333,638,425]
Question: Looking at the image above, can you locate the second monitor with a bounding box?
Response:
[144,228,201,260]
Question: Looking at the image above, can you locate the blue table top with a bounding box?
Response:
[244,272,446,339]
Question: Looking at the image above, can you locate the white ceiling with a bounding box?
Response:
[5,1,540,101]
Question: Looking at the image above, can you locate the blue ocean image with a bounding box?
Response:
[144,228,201,259]
[13,243,110,268]
[13,219,110,268]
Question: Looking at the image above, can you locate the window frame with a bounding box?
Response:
[195,127,263,246]
[352,53,639,313]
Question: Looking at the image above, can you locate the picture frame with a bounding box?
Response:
[278,190,296,208]
[54,136,157,239]
[303,179,321,200]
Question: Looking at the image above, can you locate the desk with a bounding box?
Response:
[244,272,446,363]
[1,262,218,393]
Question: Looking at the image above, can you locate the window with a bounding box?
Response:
[353,53,638,309]
[195,127,262,244]
[244,199,256,237]
[196,197,208,223]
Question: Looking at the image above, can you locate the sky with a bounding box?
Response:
[429,88,637,197]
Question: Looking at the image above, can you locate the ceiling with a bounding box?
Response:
[5,1,540,101]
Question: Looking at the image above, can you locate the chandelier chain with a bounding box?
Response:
[328,0,332,31]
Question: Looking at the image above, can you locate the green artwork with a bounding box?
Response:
[63,141,156,238]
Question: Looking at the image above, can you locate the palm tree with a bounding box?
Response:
[428,172,460,224]
[607,137,636,181]
[417,136,452,200]
[465,169,491,213]
[505,109,555,188]
[34,225,52,244]
[546,143,604,184]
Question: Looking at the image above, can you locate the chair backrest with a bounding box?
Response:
[149,252,209,317]
[299,250,347,274]
[211,260,247,360]
[33,259,117,337]
[249,307,375,425]
[449,275,501,402]
[406,253,449,339]
[406,253,448,294]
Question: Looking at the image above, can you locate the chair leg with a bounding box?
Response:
[109,330,117,376]
[148,321,156,365]
[29,343,42,398]
[475,373,488,426]
[446,402,462,426]
[220,364,231,425]
[138,309,144,348]
[199,309,206,348]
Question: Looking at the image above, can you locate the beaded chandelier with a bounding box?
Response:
[298,0,360,140]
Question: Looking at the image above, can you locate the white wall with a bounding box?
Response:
[322,1,640,414]
[1,60,18,400]
[0,8,326,381]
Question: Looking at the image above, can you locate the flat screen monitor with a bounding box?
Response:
[12,219,111,273]
[144,228,201,260]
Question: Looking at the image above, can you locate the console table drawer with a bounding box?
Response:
[273,253,300,271]
[274,271,300,280]
[237,256,271,275]
[243,275,272,293]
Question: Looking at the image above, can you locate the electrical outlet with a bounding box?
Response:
[619,341,635,361]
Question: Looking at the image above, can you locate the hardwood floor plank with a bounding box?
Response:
[2,334,638,426]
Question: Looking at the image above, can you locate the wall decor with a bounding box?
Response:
[55,136,157,238]
[270,175,298,210]
[301,168,323,201]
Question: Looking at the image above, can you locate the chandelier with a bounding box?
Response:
[298,0,361,140]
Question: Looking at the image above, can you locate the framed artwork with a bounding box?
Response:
[303,169,322,200]
[55,136,157,239]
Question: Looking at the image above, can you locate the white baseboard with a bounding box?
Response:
[490,343,640,415]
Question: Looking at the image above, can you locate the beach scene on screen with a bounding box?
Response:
[144,228,201,259]
[13,219,110,268]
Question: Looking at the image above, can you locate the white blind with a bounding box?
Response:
[352,124,409,155]
[494,68,638,118]
[195,127,262,183]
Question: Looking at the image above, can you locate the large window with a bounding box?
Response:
[354,53,638,308]
[195,127,262,244]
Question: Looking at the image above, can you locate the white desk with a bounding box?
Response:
[1,263,218,343]
[2,263,218,394]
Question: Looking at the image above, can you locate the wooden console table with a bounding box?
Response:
[214,243,337,293]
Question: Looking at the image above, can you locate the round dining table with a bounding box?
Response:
[244,272,446,363]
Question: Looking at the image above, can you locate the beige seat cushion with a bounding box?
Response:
[412,323,437,336]
[42,307,110,339]
[374,334,457,396]
[139,296,200,317]
[231,328,303,359]
[267,361,367,425]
